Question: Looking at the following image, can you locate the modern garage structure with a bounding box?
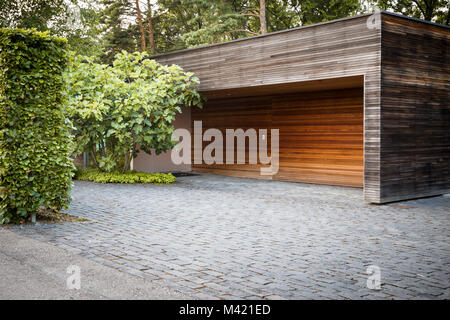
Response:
[133,11,450,204]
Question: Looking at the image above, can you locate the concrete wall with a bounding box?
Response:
[133,107,192,173]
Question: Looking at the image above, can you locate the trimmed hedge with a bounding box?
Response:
[75,169,176,184]
[0,28,74,224]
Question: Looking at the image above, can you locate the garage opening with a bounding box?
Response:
[192,75,364,187]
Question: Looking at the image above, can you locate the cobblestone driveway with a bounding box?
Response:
[8,174,450,299]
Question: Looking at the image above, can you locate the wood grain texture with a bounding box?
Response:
[273,88,364,187]
[192,95,273,179]
[152,13,450,202]
[380,14,450,202]
[192,87,364,187]
[154,14,382,199]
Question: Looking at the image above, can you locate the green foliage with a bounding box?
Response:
[76,169,176,184]
[375,0,449,25]
[296,0,363,25]
[0,28,75,224]
[157,0,247,49]
[156,0,367,50]
[0,0,65,30]
[66,50,202,173]
[100,0,140,64]
[0,1,103,56]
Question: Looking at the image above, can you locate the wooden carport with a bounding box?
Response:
[138,11,450,204]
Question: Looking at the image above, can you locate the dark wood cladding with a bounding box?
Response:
[155,14,382,200]
[192,87,364,187]
[154,15,380,92]
[380,14,450,202]
[143,13,450,203]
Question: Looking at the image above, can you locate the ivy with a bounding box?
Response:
[0,28,74,224]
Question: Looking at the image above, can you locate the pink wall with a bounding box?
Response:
[132,107,192,173]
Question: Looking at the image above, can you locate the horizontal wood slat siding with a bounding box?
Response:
[380,15,450,202]
[273,88,364,187]
[192,88,364,187]
[192,96,273,179]
[154,14,382,201]
[154,16,379,92]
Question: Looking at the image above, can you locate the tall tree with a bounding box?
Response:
[291,0,363,26]
[147,0,156,53]
[0,0,102,56]
[375,0,449,25]
[0,0,65,30]
[260,0,267,33]
[157,0,248,48]
[135,0,146,51]
[100,0,139,63]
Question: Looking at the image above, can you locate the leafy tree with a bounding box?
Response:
[100,0,139,63]
[0,0,65,30]
[296,0,363,25]
[375,0,449,25]
[65,51,202,173]
[135,0,147,51]
[147,0,156,53]
[153,0,238,50]
[155,0,367,50]
[0,0,103,56]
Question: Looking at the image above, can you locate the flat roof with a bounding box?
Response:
[150,11,449,59]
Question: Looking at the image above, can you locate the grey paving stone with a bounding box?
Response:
[5,173,449,300]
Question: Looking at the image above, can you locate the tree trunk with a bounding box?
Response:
[90,150,101,171]
[424,0,434,21]
[147,0,155,54]
[123,152,128,173]
[135,0,146,51]
[259,0,267,34]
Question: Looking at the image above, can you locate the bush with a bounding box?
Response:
[0,28,74,224]
[66,51,203,173]
[76,169,176,184]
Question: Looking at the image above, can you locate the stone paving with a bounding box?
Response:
[6,173,450,300]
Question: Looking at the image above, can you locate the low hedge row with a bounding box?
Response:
[75,169,176,184]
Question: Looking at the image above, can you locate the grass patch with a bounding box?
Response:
[75,169,176,184]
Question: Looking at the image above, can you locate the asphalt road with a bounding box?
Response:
[0,228,191,300]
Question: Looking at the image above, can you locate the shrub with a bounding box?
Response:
[65,51,203,173]
[76,169,176,184]
[0,28,74,224]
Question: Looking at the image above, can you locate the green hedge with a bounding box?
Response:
[75,169,176,184]
[0,28,74,224]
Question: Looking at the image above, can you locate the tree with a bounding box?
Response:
[260,0,267,33]
[0,0,102,56]
[100,0,139,63]
[65,51,203,173]
[0,0,65,30]
[285,0,363,26]
[375,0,449,25]
[156,0,367,50]
[135,0,146,51]
[147,0,156,53]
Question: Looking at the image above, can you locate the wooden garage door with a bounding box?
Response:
[273,88,364,187]
[192,88,364,187]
